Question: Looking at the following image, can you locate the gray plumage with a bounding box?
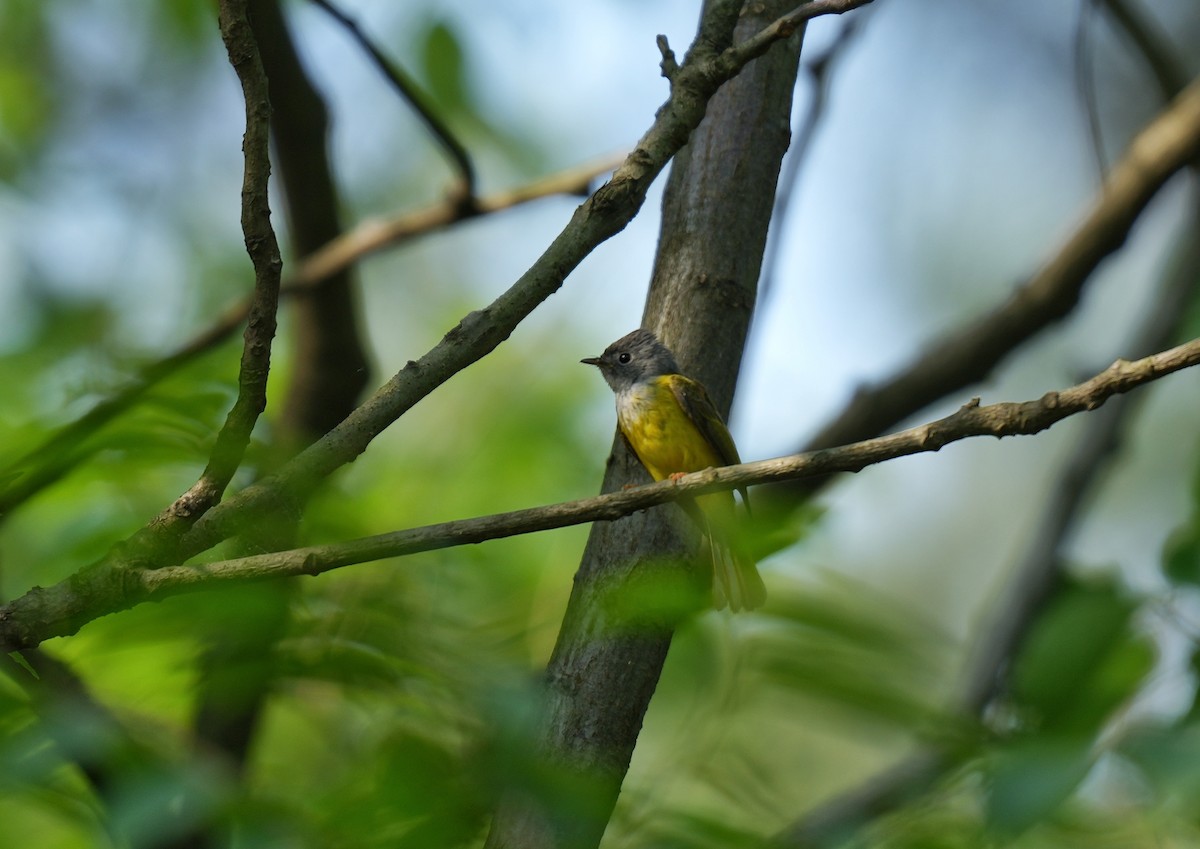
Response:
[579,328,680,394]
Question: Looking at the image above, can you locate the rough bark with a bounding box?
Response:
[484,3,807,848]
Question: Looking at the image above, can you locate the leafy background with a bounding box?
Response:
[2,0,1200,846]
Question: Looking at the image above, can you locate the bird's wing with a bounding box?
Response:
[665,374,740,466]
[666,373,751,513]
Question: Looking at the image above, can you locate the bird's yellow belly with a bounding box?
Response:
[616,381,722,481]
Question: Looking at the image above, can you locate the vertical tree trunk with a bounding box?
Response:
[485,3,807,848]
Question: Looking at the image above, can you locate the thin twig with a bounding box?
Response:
[291,152,623,286]
[760,12,867,303]
[307,0,476,203]
[720,0,877,65]
[146,0,283,536]
[1075,0,1108,178]
[1101,0,1190,102]
[3,333,1198,653]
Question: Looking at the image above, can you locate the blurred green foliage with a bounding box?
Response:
[421,21,471,118]
[1010,581,1153,738]
[1,2,1199,849]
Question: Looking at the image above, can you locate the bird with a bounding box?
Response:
[581,328,766,611]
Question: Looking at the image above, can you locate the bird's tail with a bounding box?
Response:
[706,531,766,612]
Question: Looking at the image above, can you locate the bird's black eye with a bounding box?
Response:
[617,352,632,364]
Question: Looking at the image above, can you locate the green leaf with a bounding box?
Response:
[985,737,1093,837]
[1163,519,1200,585]
[1119,723,1200,803]
[1163,446,1200,586]
[4,653,37,681]
[1010,580,1153,735]
[420,21,471,114]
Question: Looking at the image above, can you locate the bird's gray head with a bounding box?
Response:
[581,328,680,393]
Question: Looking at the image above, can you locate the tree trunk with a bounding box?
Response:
[484,3,807,847]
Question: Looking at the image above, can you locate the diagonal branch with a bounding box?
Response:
[307,0,476,202]
[786,71,1200,473]
[1101,0,1190,103]
[3,334,1198,654]
[0,154,619,520]
[291,152,622,286]
[776,16,1200,845]
[777,200,1200,848]
[165,0,877,563]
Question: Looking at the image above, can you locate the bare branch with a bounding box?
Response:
[790,71,1200,466]
[145,336,1200,586]
[1101,0,1191,102]
[291,152,623,287]
[0,155,618,518]
[307,0,477,202]
[777,198,1200,847]
[3,334,1197,653]
[761,12,868,302]
[167,0,876,563]
[722,0,877,65]
[148,0,282,536]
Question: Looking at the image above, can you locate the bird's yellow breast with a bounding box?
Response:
[616,376,724,481]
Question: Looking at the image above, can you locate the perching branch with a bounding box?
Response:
[3,334,1198,654]
[777,198,1200,848]
[137,338,1200,585]
[165,0,877,564]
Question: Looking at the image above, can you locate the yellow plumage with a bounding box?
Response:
[615,376,765,612]
[616,376,725,481]
[583,329,766,611]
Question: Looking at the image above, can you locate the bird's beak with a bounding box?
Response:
[580,356,601,366]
